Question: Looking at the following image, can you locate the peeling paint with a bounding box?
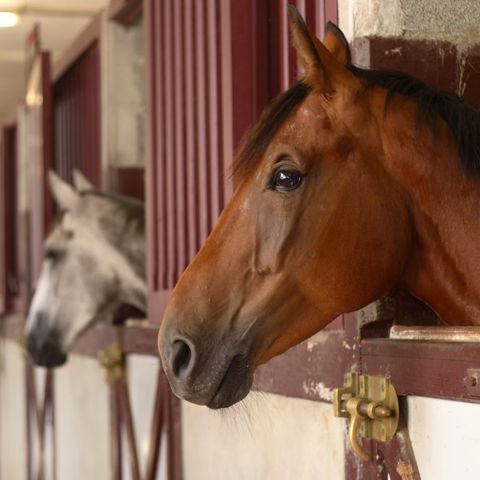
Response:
[385,46,403,56]
[306,332,329,352]
[302,380,333,402]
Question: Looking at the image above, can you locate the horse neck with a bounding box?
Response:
[96,203,146,280]
[112,225,145,280]
[380,98,480,325]
[91,202,147,310]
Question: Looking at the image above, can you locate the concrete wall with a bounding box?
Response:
[338,0,480,47]
[102,16,145,171]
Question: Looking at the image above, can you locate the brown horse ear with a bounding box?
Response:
[287,5,358,93]
[323,21,351,65]
[287,5,322,76]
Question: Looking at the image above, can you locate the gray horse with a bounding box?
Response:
[25,171,146,367]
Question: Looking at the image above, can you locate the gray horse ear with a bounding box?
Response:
[72,169,94,192]
[48,170,80,211]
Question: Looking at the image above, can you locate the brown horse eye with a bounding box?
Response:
[271,169,304,192]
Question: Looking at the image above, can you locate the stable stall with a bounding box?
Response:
[1,1,480,479]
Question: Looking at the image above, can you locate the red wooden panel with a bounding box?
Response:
[144,0,338,322]
[110,167,145,200]
[0,125,17,313]
[53,41,101,187]
[26,52,54,283]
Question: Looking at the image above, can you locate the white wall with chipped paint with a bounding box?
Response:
[181,393,345,480]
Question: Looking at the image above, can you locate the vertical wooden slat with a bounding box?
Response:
[53,42,101,187]
[27,52,53,283]
[109,381,122,480]
[165,386,183,480]
[296,0,306,17]
[183,0,199,261]
[315,0,325,38]
[219,0,234,200]
[163,0,177,289]
[145,367,166,480]
[173,0,187,278]
[0,131,7,312]
[324,0,338,25]
[156,0,168,291]
[304,0,318,33]
[194,0,210,247]
[118,380,141,480]
[0,125,17,313]
[279,3,290,92]
[25,361,34,480]
[145,0,160,293]
[206,0,222,226]
[45,370,56,480]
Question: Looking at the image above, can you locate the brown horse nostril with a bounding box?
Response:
[171,338,194,379]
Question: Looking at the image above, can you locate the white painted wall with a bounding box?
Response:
[181,393,345,480]
[408,397,480,480]
[54,353,111,480]
[127,354,167,480]
[0,338,28,480]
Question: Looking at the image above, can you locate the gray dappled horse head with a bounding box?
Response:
[25,171,146,367]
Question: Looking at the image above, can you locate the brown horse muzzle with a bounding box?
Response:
[159,323,254,409]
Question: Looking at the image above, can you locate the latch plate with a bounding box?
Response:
[333,372,399,461]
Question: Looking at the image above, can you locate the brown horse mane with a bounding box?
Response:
[233,65,480,177]
[349,64,480,176]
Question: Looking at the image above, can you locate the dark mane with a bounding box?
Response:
[233,65,480,177]
[349,64,480,175]
[233,81,311,176]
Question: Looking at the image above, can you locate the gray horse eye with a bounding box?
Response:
[271,169,304,192]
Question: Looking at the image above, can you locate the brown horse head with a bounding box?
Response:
[158,8,414,409]
[159,6,480,408]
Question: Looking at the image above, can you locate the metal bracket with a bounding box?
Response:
[99,344,125,382]
[333,372,399,461]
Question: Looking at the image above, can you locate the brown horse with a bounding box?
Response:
[158,6,480,409]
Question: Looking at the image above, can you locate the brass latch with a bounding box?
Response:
[99,344,125,382]
[333,372,399,461]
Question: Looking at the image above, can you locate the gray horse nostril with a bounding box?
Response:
[171,338,194,379]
